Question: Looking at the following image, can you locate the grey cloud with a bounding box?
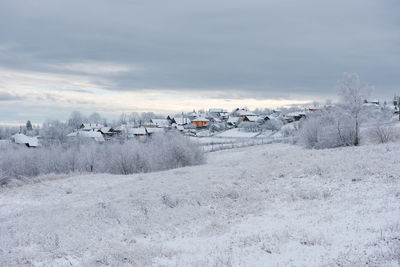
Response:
[0,92,23,101]
[0,0,399,100]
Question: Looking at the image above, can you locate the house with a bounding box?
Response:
[127,127,147,137]
[284,112,306,123]
[79,123,104,131]
[149,119,171,128]
[209,108,228,118]
[209,117,222,123]
[242,115,261,122]
[98,127,118,140]
[187,111,198,121]
[146,127,165,135]
[235,109,256,119]
[308,108,321,112]
[67,130,105,143]
[261,115,271,121]
[11,133,39,147]
[191,117,209,128]
[227,116,240,126]
[172,117,190,126]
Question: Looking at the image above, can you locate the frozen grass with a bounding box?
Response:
[0,133,204,185]
[0,143,399,266]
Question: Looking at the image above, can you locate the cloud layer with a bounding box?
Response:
[0,0,399,123]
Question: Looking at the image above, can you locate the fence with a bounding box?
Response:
[199,137,290,153]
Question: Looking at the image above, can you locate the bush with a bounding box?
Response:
[298,110,356,149]
[368,125,398,144]
[0,133,204,185]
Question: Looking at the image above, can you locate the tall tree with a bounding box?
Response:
[68,111,84,129]
[338,73,371,146]
[26,120,33,131]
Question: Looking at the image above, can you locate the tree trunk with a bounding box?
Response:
[354,118,359,146]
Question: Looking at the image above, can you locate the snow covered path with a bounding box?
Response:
[1,143,399,266]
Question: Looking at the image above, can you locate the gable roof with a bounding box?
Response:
[209,108,226,113]
[146,127,165,134]
[128,127,147,135]
[67,130,105,142]
[227,116,240,123]
[192,117,209,122]
[172,117,190,125]
[11,133,39,147]
[236,110,256,116]
[243,115,261,122]
[80,123,104,131]
[150,119,170,127]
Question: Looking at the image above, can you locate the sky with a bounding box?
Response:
[0,0,399,124]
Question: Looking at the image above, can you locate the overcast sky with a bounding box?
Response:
[0,0,399,124]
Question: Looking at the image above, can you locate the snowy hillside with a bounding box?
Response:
[1,143,399,266]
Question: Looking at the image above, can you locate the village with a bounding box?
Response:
[4,98,395,149]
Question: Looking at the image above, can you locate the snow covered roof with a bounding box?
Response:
[244,115,261,122]
[128,127,147,135]
[11,133,39,147]
[67,130,105,142]
[150,119,170,127]
[80,123,104,131]
[146,127,165,134]
[100,127,112,134]
[187,112,198,117]
[237,110,256,116]
[172,117,190,125]
[227,116,240,123]
[114,125,126,132]
[209,108,226,113]
[286,112,306,117]
[192,117,209,122]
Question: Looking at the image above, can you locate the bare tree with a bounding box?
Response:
[68,111,85,129]
[338,73,371,146]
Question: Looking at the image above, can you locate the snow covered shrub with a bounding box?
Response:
[0,133,204,185]
[368,125,398,144]
[238,121,259,132]
[280,122,300,138]
[209,122,227,132]
[260,118,283,131]
[299,110,356,149]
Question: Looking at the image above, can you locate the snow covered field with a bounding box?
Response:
[1,143,399,266]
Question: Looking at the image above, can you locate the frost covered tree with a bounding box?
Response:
[40,120,72,146]
[68,111,85,129]
[89,112,102,124]
[26,120,33,131]
[338,73,371,146]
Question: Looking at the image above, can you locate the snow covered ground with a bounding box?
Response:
[215,128,261,138]
[1,143,399,266]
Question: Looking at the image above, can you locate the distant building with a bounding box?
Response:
[79,123,104,131]
[67,130,105,143]
[234,109,256,119]
[191,117,209,128]
[242,115,261,122]
[149,119,171,128]
[11,133,39,147]
[171,117,191,126]
[227,116,240,126]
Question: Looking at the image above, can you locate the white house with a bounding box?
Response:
[149,119,171,128]
[11,133,39,147]
[67,130,105,142]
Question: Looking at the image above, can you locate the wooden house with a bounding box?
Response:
[191,117,209,128]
